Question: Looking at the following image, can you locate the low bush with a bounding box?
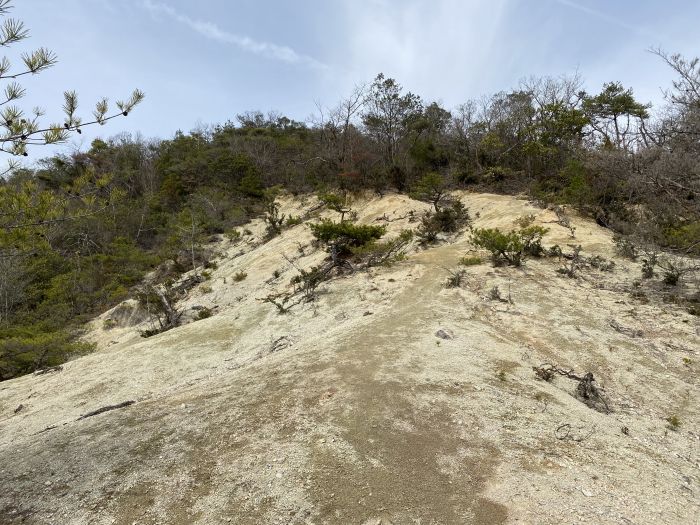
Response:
[318,192,352,221]
[194,307,212,320]
[519,226,549,257]
[656,256,699,286]
[350,230,413,267]
[641,251,657,279]
[471,228,524,266]
[459,255,483,266]
[547,244,563,258]
[264,199,286,239]
[290,265,334,301]
[309,220,386,259]
[666,415,681,431]
[417,201,470,245]
[285,216,303,227]
[557,245,583,278]
[471,225,548,266]
[445,269,466,288]
[226,229,242,242]
[513,214,535,228]
[613,235,638,260]
[588,255,615,272]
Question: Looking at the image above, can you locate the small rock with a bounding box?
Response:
[435,329,453,340]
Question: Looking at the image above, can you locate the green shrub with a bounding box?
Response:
[459,255,483,266]
[350,230,413,266]
[666,415,681,431]
[513,215,535,228]
[471,229,524,266]
[140,328,161,338]
[227,229,242,242]
[519,226,549,256]
[195,307,212,320]
[263,199,286,239]
[0,328,92,380]
[233,271,248,282]
[471,226,548,266]
[290,265,330,300]
[285,216,303,226]
[547,244,563,258]
[559,159,592,205]
[309,220,386,258]
[417,201,470,244]
[663,270,680,286]
[318,192,352,221]
[664,221,700,255]
[410,172,448,211]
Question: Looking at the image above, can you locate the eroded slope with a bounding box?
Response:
[0,192,698,524]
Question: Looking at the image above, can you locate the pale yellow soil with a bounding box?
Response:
[0,192,698,524]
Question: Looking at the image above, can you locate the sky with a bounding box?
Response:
[7,0,700,159]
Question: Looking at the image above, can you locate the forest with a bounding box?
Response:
[0,50,699,380]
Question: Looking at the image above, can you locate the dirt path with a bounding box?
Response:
[304,243,507,523]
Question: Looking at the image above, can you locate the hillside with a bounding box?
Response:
[0,192,698,524]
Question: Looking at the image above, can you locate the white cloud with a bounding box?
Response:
[552,0,662,40]
[142,0,328,70]
[331,0,510,105]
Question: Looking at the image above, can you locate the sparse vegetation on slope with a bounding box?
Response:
[1,45,698,384]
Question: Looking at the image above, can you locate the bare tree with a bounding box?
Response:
[314,83,367,172]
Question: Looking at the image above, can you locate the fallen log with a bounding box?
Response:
[77,400,135,421]
[33,365,63,376]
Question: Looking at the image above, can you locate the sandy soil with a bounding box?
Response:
[0,191,698,524]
